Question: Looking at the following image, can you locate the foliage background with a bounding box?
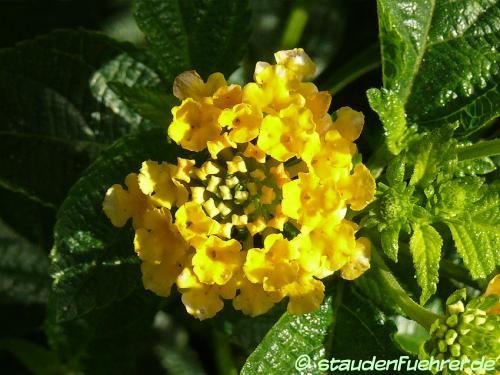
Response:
[0,0,498,374]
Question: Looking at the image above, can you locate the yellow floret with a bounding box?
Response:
[138,160,188,208]
[192,236,243,285]
[103,173,149,228]
[168,98,221,152]
[219,103,262,143]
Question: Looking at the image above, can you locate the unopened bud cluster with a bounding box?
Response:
[421,288,499,374]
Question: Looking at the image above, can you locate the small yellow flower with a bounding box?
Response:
[283,275,324,314]
[244,234,300,292]
[192,236,243,285]
[282,172,346,230]
[258,106,320,162]
[103,173,149,228]
[168,98,221,152]
[340,237,372,280]
[338,164,376,211]
[219,103,262,143]
[134,208,187,265]
[173,70,227,100]
[273,48,316,80]
[177,266,238,320]
[175,201,218,246]
[138,160,188,208]
[233,279,283,317]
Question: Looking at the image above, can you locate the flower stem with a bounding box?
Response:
[457,138,500,161]
[372,251,441,330]
[280,3,309,49]
[213,329,238,375]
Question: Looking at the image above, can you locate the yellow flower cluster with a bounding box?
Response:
[103,49,376,320]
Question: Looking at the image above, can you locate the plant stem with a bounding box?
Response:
[439,258,479,289]
[366,144,392,179]
[457,138,500,161]
[213,329,238,375]
[372,251,441,330]
[280,3,309,49]
[320,43,381,95]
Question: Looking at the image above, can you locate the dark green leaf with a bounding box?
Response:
[47,290,159,375]
[0,222,50,305]
[109,82,179,128]
[0,30,151,207]
[241,282,406,375]
[133,0,252,83]
[51,127,183,322]
[376,0,500,136]
[0,187,55,249]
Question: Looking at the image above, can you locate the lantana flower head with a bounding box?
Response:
[103,48,376,320]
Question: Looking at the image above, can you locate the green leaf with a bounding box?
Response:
[214,301,285,354]
[456,156,496,176]
[51,127,183,322]
[446,183,500,279]
[409,223,442,305]
[109,82,179,128]
[241,283,406,375]
[408,123,458,187]
[0,222,50,305]
[393,317,430,355]
[133,0,252,83]
[0,187,55,249]
[47,290,159,375]
[0,30,150,208]
[381,227,400,262]
[367,88,414,155]
[376,0,500,136]
[89,52,165,128]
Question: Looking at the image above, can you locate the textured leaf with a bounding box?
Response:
[0,222,50,305]
[408,123,457,187]
[376,0,500,135]
[133,0,252,83]
[241,283,406,375]
[109,82,179,128]
[51,128,183,322]
[456,156,496,176]
[47,290,159,375]
[214,301,286,354]
[0,187,55,249]
[0,30,151,207]
[89,52,165,128]
[367,88,414,155]
[381,227,400,261]
[409,224,442,305]
[446,183,500,279]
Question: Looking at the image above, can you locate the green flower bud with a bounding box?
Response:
[446,314,459,327]
[445,329,458,345]
[450,343,461,357]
